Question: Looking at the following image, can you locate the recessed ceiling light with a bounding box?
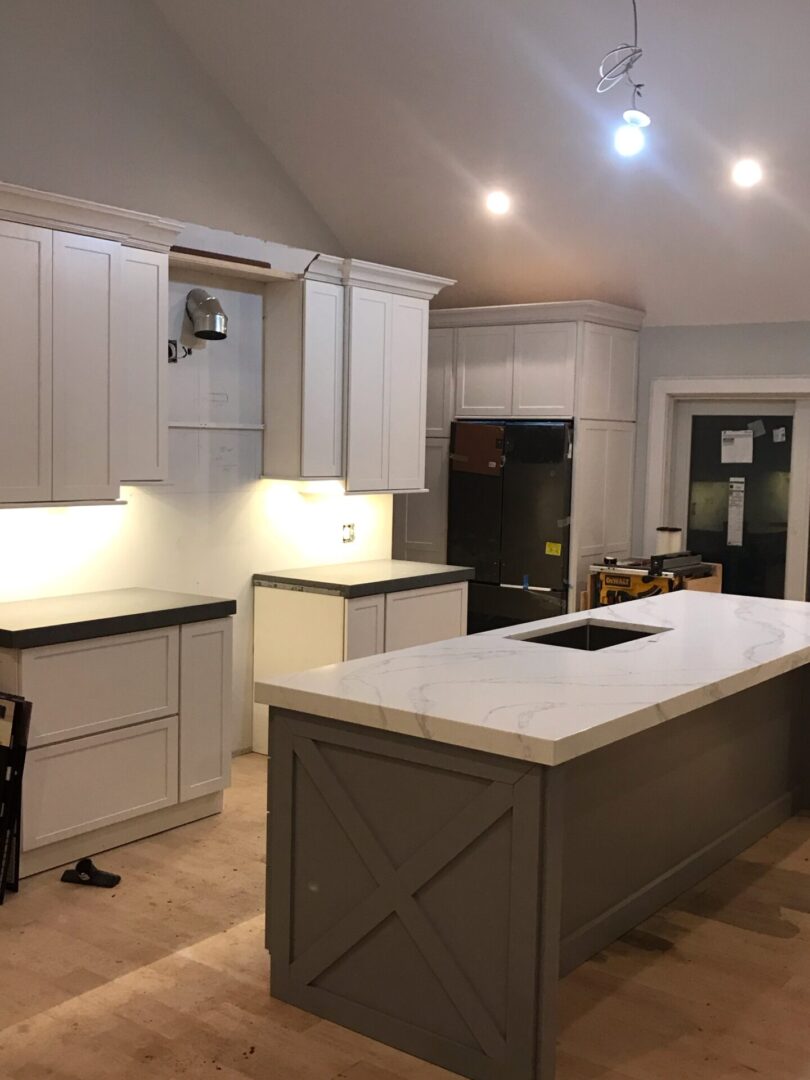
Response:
[731,158,763,188]
[485,190,512,215]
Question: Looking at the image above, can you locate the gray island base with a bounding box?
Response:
[260,594,810,1079]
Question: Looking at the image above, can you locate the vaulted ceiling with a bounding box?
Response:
[155,0,810,326]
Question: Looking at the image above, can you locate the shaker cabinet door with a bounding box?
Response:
[455,325,514,417]
[512,322,576,417]
[426,327,455,437]
[180,618,233,802]
[301,279,344,478]
[0,220,52,503]
[52,231,121,501]
[119,248,168,482]
[346,287,392,491]
[387,294,429,490]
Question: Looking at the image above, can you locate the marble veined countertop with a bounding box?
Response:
[254,591,810,766]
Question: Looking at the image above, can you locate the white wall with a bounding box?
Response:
[0,241,393,753]
[0,0,340,251]
[633,322,810,549]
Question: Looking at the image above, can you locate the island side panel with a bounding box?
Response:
[558,667,809,974]
[267,709,562,1080]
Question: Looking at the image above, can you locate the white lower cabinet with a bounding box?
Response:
[179,619,233,802]
[344,594,386,660]
[252,578,468,752]
[5,616,232,871]
[23,716,179,851]
[384,582,468,652]
[393,438,450,563]
[21,626,179,748]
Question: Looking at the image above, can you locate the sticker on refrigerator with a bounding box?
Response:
[721,429,754,464]
[545,541,562,556]
[727,477,745,547]
[746,419,767,438]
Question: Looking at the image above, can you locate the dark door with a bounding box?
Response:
[686,414,792,598]
[500,422,572,594]
[447,422,504,583]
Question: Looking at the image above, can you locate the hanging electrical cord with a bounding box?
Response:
[597,0,644,105]
[596,0,650,156]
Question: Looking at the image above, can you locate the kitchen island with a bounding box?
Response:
[255,591,810,1080]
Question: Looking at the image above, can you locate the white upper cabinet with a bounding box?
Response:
[264,278,344,480]
[119,249,168,482]
[346,288,431,492]
[346,287,392,491]
[426,328,454,437]
[387,293,429,490]
[455,325,514,417]
[512,323,577,416]
[577,323,639,422]
[52,232,121,502]
[455,322,577,418]
[0,221,52,503]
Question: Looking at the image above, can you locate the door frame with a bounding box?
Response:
[643,377,810,601]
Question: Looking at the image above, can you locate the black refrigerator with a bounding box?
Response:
[447,420,573,634]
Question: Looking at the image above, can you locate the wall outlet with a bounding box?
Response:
[342,523,356,544]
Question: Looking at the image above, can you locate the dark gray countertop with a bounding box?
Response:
[253,559,474,599]
[0,588,237,649]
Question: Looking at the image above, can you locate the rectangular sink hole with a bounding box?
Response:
[509,619,667,652]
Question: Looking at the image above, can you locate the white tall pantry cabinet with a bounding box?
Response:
[394,301,644,609]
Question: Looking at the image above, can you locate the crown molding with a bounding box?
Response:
[303,253,346,285]
[0,181,184,251]
[429,299,645,330]
[342,258,455,299]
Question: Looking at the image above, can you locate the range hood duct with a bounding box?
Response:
[185,288,228,340]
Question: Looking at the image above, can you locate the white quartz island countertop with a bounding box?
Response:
[254,592,810,766]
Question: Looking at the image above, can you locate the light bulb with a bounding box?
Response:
[731,158,763,188]
[485,190,512,215]
[614,123,645,157]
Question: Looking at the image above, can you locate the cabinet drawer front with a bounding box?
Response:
[384,582,468,652]
[22,716,179,850]
[23,626,179,747]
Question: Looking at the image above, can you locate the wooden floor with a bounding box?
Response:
[1,756,810,1080]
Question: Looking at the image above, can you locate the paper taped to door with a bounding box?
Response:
[721,430,754,464]
[727,477,745,546]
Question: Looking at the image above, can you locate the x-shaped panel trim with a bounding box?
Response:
[290,735,514,1061]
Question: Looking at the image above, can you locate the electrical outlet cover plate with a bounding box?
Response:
[342,523,356,544]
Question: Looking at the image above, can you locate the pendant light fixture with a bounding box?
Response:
[597,0,650,157]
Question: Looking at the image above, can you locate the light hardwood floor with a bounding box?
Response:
[1,754,809,1079]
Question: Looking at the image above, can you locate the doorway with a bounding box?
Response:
[669,402,794,599]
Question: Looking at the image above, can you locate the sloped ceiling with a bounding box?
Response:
[155,0,810,325]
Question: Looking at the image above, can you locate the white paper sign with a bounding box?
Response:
[774,426,787,443]
[727,477,745,547]
[721,429,754,464]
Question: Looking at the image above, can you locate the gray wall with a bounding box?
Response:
[633,322,810,549]
[0,0,340,250]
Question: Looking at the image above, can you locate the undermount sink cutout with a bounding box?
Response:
[509,618,669,652]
